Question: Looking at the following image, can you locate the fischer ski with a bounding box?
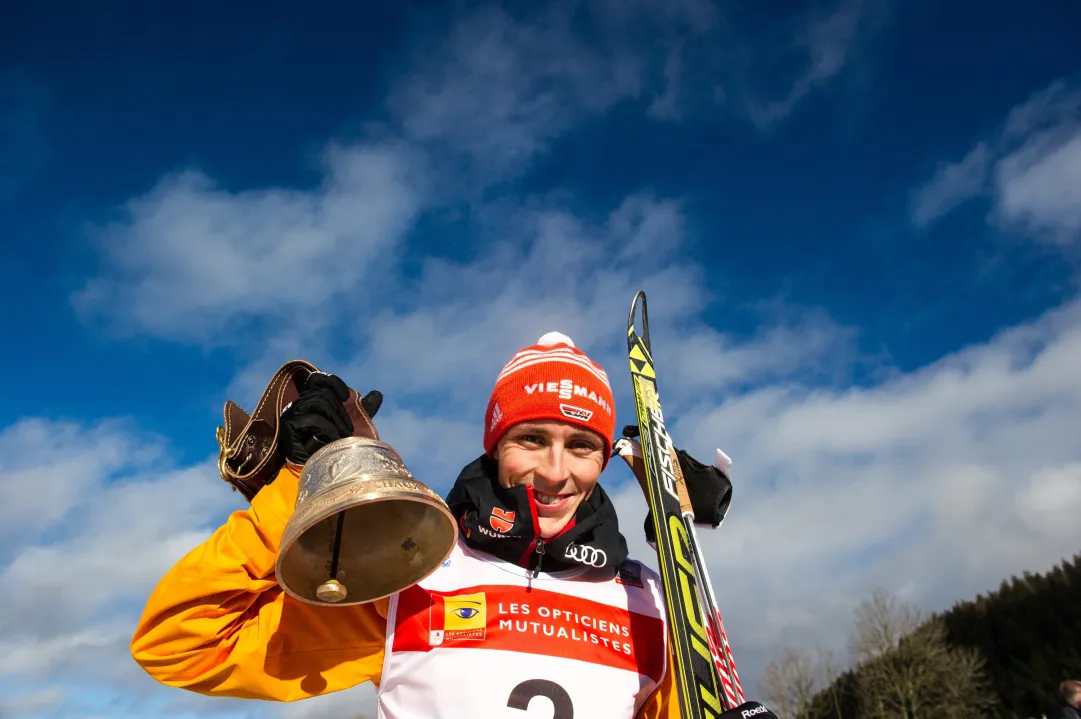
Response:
[624,290,744,717]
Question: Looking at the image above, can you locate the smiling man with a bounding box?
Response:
[130,332,772,719]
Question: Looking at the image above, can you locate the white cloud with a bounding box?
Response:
[655,308,859,397]
[387,3,644,182]
[72,141,428,344]
[593,0,877,127]
[0,418,251,717]
[370,409,482,491]
[0,688,64,716]
[910,142,992,227]
[390,0,851,166]
[741,0,885,129]
[0,418,150,539]
[347,193,708,402]
[995,131,1081,241]
[911,77,1081,244]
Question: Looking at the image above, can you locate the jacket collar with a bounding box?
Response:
[444,454,629,574]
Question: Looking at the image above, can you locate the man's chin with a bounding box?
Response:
[538,517,571,540]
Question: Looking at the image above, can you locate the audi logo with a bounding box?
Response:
[564,544,608,568]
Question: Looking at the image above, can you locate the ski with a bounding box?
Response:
[625,290,742,717]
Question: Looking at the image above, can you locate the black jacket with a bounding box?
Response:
[444,454,630,574]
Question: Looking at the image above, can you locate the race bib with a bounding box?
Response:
[376,543,667,719]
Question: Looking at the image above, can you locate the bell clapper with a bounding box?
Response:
[316,512,348,603]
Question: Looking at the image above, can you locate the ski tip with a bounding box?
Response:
[536,331,575,348]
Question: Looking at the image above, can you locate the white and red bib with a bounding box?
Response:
[376,539,669,719]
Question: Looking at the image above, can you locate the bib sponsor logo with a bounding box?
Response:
[429,592,487,646]
[490,507,515,533]
[559,403,593,422]
[523,379,612,415]
[394,584,666,683]
[742,705,768,718]
[564,543,607,568]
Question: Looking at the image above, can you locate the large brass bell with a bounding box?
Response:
[275,436,458,606]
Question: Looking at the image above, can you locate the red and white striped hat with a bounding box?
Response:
[484,332,616,465]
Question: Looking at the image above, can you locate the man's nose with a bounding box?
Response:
[533,445,569,485]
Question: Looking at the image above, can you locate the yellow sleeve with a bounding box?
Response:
[130,464,389,702]
[636,643,682,719]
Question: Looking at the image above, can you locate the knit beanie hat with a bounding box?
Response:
[484,332,616,466]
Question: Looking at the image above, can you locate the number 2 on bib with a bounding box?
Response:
[507,678,574,718]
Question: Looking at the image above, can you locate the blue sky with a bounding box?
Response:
[2,1,1080,717]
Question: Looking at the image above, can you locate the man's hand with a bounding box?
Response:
[614,424,733,527]
[278,372,382,466]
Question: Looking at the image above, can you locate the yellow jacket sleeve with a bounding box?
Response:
[635,642,682,719]
[130,464,388,701]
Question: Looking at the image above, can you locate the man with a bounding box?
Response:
[131,332,775,719]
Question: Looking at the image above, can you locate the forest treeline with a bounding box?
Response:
[760,552,1081,719]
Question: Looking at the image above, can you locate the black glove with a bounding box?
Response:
[619,424,733,542]
[721,701,777,719]
[277,372,383,465]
